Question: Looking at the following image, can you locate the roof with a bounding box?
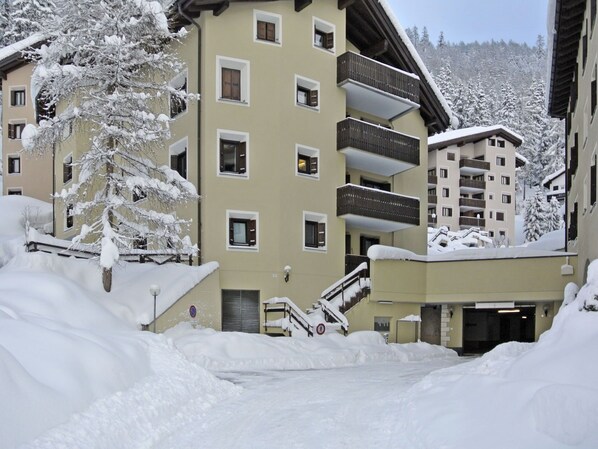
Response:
[177,0,452,134]
[547,0,586,118]
[515,152,528,168]
[0,34,45,86]
[542,167,566,187]
[428,125,524,151]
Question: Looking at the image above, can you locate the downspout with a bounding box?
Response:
[177,1,202,264]
[564,127,569,252]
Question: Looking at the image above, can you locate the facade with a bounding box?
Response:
[548,0,598,284]
[0,38,53,201]
[542,167,566,204]
[427,126,523,245]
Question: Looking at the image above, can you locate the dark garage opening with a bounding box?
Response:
[463,305,535,354]
[222,290,260,333]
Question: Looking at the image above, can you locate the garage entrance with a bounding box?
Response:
[222,290,260,333]
[463,305,535,353]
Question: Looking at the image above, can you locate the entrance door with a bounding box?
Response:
[222,290,260,333]
[420,306,441,345]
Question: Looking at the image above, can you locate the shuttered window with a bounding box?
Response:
[229,218,257,247]
[297,86,318,107]
[314,29,334,50]
[8,123,26,140]
[297,153,318,175]
[257,20,276,42]
[220,139,247,174]
[10,89,25,106]
[7,156,21,174]
[304,221,325,248]
[222,68,241,101]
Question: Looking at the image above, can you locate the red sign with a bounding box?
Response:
[316,323,326,335]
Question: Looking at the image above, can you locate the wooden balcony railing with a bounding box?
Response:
[337,52,419,104]
[337,184,420,226]
[428,174,438,185]
[459,178,486,190]
[337,118,419,165]
[459,198,486,209]
[459,216,486,227]
[459,158,491,172]
[428,195,438,204]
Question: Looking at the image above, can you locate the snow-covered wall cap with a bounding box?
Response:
[428,125,524,150]
[0,33,44,65]
[541,166,566,187]
[377,0,453,122]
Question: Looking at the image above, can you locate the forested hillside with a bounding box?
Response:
[406,27,564,191]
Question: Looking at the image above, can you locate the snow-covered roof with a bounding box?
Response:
[542,167,566,187]
[0,34,44,65]
[428,125,524,150]
[515,152,528,168]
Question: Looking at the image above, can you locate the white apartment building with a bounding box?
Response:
[427,126,523,244]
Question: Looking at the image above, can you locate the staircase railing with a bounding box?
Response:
[263,297,314,337]
[321,262,370,306]
[318,299,349,335]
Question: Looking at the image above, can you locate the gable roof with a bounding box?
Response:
[542,167,566,187]
[428,125,524,151]
[0,34,45,87]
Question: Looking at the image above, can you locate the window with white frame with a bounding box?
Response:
[502,194,512,204]
[10,88,25,106]
[488,138,496,146]
[170,71,188,118]
[63,154,73,183]
[169,137,188,179]
[295,75,319,110]
[496,156,506,166]
[217,56,250,105]
[442,187,449,198]
[7,155,21,174]
[501,175,510,185]
[227,210,258,250]
[313,17,335,52]
[441,207,452,217]
[218,130,249,177]
[296,144,319,178]
[8,122,26,140]
[439,168,448,178]
[254,10,281,44]
[497,140,506,148]
[303,211,326,251]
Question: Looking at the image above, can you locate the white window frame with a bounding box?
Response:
[217,129,249,179]
[295,144,320,179]
[496,155,506,167]
[226,210,259,251]
[312,16,335,54]
[303,211,327,252]
[254,10,282,45]
[169,137,188,180]
[500,174,511,186]
[10,86,26,107]
[488,174,495,181]
[169,70,188,119]
[216,56,250,106]
[7,154,21,175]
[295,75,320,112]
[439,167,448,178]
[501,192,512,204]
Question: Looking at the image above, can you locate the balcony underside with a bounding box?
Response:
[340,80,419,120]
[340,147,416,177]
[341,213,416,233]
[459,159,490,175]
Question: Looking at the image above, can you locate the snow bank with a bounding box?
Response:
[0,195,52,237]
[524,228,566,251]
[165,323,457,371]
[398,260,598,449]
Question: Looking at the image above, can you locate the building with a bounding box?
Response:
[548,0,598,284]
[427,126,523,244]
[0,36,52,201]
[542,167,566,204]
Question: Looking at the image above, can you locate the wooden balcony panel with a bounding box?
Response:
[428,174,438,185]
[459,158,491,172]
[459,178,486,190]
[428,195,438,204]
[459,198,486,209]
[459,216,486,227]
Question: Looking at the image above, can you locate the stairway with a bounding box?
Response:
[263,263,370,337]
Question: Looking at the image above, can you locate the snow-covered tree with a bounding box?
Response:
[25,0,198,292]
[0,0,12,46]
[547,197,563,232]
[524,189,549,242]
[437,31,446,48]
[5,0,56,42]
[496,82,519,130]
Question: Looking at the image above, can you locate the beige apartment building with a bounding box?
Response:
[427,126,523,244]
[0,37,52,201]
[548,0,598,284]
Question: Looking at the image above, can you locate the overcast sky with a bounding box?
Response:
[388,0,550,46]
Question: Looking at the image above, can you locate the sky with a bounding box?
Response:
[389,0,550,46]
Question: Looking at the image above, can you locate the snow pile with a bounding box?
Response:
[0,195,52,237]
[524,228,566,251]
[427,226,493,254]
[398,261,598,449]
[166,324,457,371]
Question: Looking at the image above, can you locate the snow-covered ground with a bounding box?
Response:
[2,196,598,448]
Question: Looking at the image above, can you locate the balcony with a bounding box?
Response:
[459,197,486,211]
[337,52,419,120]
[337,184,420,232]
[337,118,419,176]
[459,178,486,193]
[459,216,486,228]
[428,174,438,186]
[428,195,438,204]
[459,158,490,175]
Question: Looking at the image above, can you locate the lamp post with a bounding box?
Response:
[432,213,437,227]
[149,284,161,333]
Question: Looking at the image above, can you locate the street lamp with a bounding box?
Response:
[432,213,437,227]
[149,284,161,333]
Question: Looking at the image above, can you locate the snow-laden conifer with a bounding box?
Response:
[4,0,55,42]
[547,196,562,232]
[24,0,197,291]
[524,189,549,242]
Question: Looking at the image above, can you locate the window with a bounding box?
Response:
[489,230,495,238]
[303,212,326,251]
[488,174,495,181]
[8,123,26,140]
[592,155,597,206]
[502,194,512,204]
[296,145,319,178]
[489,211,493,219]
[442,187,450,198]
[360,235,380,256]
[217,56,250,105]
[441,207,452,217]
[488,138,496,146]
[227,210,258,250]
[313,17,335,52]
[295,75,319,110]
[10,88,25,106]
[7,155,21,174]
[133,188,146,203]
[439,168,448,178]
[496,212,505,221]
[374,316,390,333]
[489,194,494,200]
[66,204,74,229]
[35,92,56,124]
[571,133,579,175]
[63,154,73,183]
[169,138,188,179]
[447,152,455,161]
[170,72,187,118]
[218,130,248,177]
[7,189,22,195]
[583,28,588,72]
[496,156,506,166]
[553,185,559,191]
[592,66,597,116]
[497,140,506,148]
[254,10,281,44]
[501,175,510,185]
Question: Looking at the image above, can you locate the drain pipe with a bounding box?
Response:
[176,1,202,264]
